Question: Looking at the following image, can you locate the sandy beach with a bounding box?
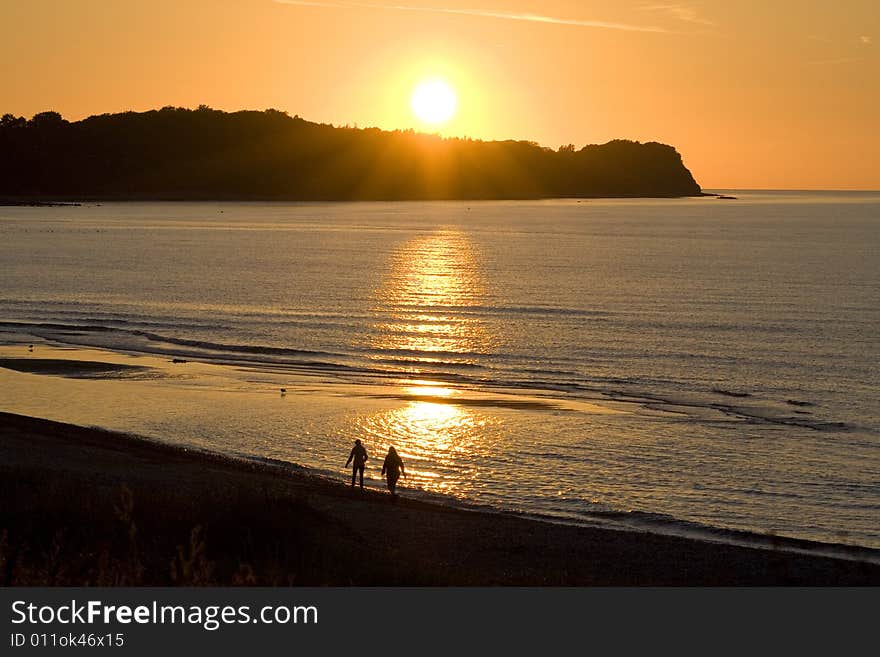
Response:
[2,411,878,586]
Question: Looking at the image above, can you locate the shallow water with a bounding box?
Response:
[1,193,878,550]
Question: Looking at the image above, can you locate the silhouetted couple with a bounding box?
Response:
[345,440,405,496]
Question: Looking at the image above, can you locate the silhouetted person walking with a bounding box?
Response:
[346,439,368,489]
[381,446,406,497]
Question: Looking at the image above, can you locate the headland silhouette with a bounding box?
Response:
[0,107,701,201]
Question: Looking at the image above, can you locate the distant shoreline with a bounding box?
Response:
[4,191,879,206]
[0,200,82,207]
[2,411,878,585]
[1,193,707,206]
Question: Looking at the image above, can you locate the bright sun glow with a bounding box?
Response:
[410,79,457,125]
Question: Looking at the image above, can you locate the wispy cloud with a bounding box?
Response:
[640,3,715,26]
[806,35,872,65]
[274,0,669,33]
[811,56,859,66]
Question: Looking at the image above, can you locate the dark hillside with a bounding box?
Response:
[0,107,701,201]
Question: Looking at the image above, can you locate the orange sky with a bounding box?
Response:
[3,0,878,189]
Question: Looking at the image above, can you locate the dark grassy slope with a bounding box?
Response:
[1,412,877,586]
[0,108,701,201]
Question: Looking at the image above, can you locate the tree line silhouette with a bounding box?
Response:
[0,107,701,201]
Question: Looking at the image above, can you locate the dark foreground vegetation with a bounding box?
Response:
[0,107,701,201]
[2,412,878,586]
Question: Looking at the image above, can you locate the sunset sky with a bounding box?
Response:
[3,0,878,189]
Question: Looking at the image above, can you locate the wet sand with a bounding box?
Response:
[1,411,878,585]
[0,357,150,378]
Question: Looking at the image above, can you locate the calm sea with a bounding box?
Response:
[1,192,878,552]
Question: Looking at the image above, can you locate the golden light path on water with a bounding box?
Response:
[369,228,490,358]
[357,393,496,495]
[358,229,499,495]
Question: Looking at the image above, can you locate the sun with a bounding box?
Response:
[410,79,457,125]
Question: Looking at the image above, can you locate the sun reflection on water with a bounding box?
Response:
[368,228,491,360]
[358,230,499,495]
[356,390,496,496]
[403,383,454,398]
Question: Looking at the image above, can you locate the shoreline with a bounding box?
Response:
[1,341,878,557]
[2,411,878,585]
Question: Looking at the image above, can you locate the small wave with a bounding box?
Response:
[786,399,816,407]
[367,357,486,370]
[130,329,342,360]
[708,403,853,432]
[712,387,752,398]
[365,391,566,411]
[1,320,116,333]
[77,315,228,329]
[1,321,349,361]
[383,303,613,319]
